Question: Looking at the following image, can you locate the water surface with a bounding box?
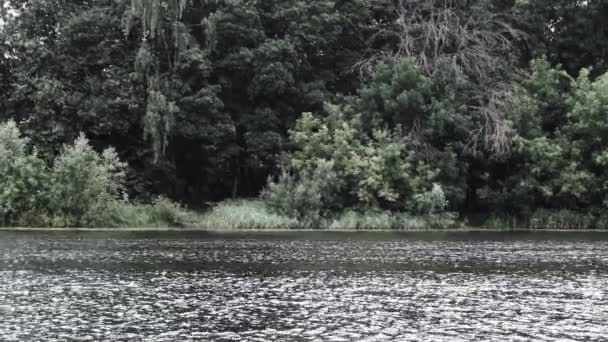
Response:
[1,231,607,341]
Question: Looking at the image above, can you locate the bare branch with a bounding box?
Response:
[357,0,526,157]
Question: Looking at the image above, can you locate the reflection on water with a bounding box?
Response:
[1,231,608,341]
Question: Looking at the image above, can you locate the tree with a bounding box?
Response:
[515,0,608,76]
[360,0,525,157]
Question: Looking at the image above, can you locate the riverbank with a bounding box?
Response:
[3,227,608,232]
[114,199,608,231]
[2,199,608,231]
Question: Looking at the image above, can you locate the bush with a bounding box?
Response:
[263,160,342,226]
[0,122,129,227]
[411,183,448,215]
[0,121,50,225]
[263,105,438,221]
[48,134,126,227]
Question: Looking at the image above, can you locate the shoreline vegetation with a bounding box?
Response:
[2,109,608,232]
[3,199,606,231]
[3,2,608,231]
[111,200,608,231]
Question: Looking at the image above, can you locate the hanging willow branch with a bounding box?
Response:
[127,0,189,39]
[126,0,195,163]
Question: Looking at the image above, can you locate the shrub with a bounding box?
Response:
[49,134,126,227]
[263,160,342,226]
[0,121,50,225]
[263,104,438,221]
[411,183,448,215]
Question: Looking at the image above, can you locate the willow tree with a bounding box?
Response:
[125,0,199,162]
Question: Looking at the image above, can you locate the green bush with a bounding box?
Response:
[263,160,342,226]
[263,104,438,220]
[48,134,126,227]
[0,121,50,225]
[411,183,448,215]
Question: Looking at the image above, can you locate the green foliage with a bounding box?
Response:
[515,0,608,76]
[49,134,126,227]
[144,85,178,163]
[568,70,608,135]
[351,59,471,210]
[357,59,432,129]
[412,184,448,215]
[127,0,190,39]
[109,196,197,228]
[0,121,49,224]
[1,0,368,202]
[3,0,608,229]
[328,210,396,230]
[521,59,572,133]
[492,60,608,217]
[263,160,342,226]
[263,101,440,224]
[328,210,458,230]
[198,199,298,230]
[0,121,131,227]
[528,210,596,230]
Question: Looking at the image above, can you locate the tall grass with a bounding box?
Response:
[481,209,604,230]
[528,209,596,230]
[197,200,299,230]
[18,197,606,230]
[106,199,459,230]
[108,197,203,228]
[328,210,458,230]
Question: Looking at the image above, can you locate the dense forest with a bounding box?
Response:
[1,0,608,228]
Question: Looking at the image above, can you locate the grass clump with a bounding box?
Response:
[329,210,396,230]
[481,209,601,230]
[528,209,596,230]
[328,210,458,230]
[108,197,203,228]
[198,200,298,230]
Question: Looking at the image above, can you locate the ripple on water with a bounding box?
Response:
[1,232,608,341]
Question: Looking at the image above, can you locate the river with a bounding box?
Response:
[1,231,607,341]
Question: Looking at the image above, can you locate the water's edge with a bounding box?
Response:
[4,227,608,232]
